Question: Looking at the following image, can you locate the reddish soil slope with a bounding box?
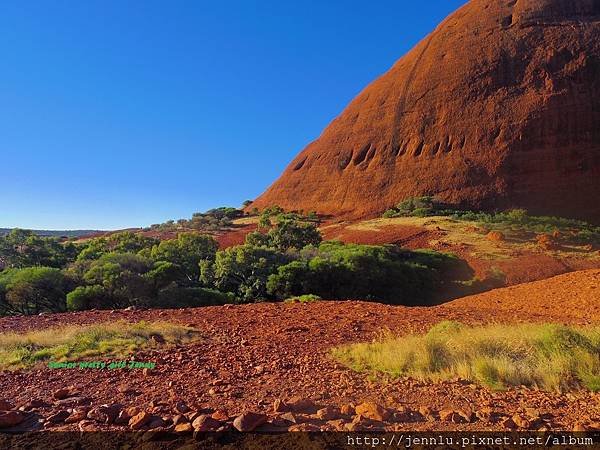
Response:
[0,270,599,440]
[253,0,600,222]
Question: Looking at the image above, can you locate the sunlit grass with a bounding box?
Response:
[0,321,200,370]
[332,321,600,392]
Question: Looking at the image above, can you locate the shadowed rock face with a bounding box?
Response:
[252,0,600,222]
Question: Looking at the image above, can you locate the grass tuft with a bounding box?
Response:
[332,321,600,392]
[0,321,200,370]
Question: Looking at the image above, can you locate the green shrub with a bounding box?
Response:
[0,267,71,315]
[284,294,321,304]
[66,285,108,311]
[267,242,473,305]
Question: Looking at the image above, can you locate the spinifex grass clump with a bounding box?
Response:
[0,321,200,370]
[332,321,600,392]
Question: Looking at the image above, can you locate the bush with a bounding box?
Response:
[150,233,219,282]
[0,267,71,315]
[284,294,321,304]
[66,285,108,311]
[201,244,291,302]
[267,242,473,304]
[332,321,600,392]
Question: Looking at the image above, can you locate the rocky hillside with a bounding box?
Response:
[253,0,600,222]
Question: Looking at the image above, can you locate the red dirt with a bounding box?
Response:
[0,270,599,437]
[322,223,443,248]
[214,224,257,249]
[252,0,600,223]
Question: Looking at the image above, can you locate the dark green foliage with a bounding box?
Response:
[267,218,322,251]
[0,229,78,269]
[148,207,244,233]
[66,285,108,311]
[201,244,291,302]
[267,242,472,305]
[0,267,71,315]
[77,231,158,261]
[248,214,322,251]
[383,196,438,218]
[152,286,235,308]
[149,233,219,282]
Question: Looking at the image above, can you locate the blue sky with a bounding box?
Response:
[1,0,466,230]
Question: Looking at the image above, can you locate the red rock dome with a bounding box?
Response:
[252,0,600,222]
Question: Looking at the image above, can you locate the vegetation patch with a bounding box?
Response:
[332,321,600,392]
[284,294,322,304]
[383,197,600,246]
[0,321,200,370]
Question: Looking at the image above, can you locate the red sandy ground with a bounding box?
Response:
[0,270,598,438]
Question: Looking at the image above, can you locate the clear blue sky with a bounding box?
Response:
[1,0,466,230]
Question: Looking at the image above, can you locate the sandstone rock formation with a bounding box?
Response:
[253,0,600,222]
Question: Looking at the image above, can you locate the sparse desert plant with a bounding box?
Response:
[332,321,600,392]
[0,321,200,370]
[284,294,321,304]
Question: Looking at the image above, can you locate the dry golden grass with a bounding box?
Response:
[0,321,200,370]
[332,321,600,392]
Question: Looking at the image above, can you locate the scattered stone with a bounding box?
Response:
[211,410,229,421]
[280,412,306,424]
[233,412,267,432]
[457,409,475,423]
[172,414,186,426]
[316,406,340,421]
[440,409,466,424]
[355,402,390,421]
[340,404,355,416]
[391,406,414,423]
[87,404,121,424]
[418,406,436,422]
[288,423,320,432]
[287,397,316,413]
[53,388,74,400]
[345,414,372,432]
[475,407,493,422]
[501,417,517,430]
[46,410,70,424]
[78,420,97,432]
[115,407,140,425]
[191,414,221,432]
[326,419,347,431]
[175,400,190,414]
[0,411,25,428]
[174,422,193,434]
[129,411,152,430]
[512,414,531,429]
[272,399,289,413]
[146,416,166,429]
[55,396,92,407]
[65,407,90,424]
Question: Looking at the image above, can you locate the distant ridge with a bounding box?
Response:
[0,228,103,238]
